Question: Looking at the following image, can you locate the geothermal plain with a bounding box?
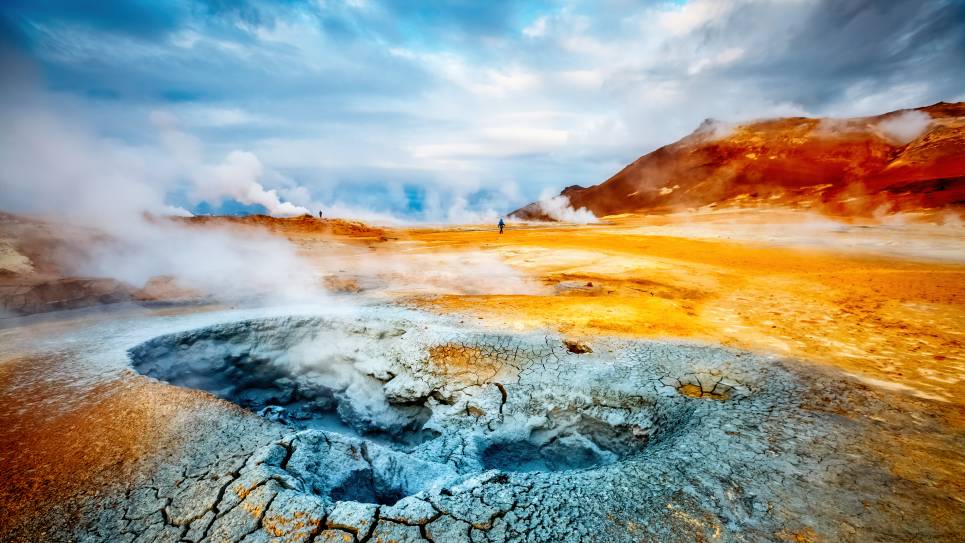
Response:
[1,209,963,543]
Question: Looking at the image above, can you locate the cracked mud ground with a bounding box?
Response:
[1,306,964,543]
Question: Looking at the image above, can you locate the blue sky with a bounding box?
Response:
[1,0,963,222]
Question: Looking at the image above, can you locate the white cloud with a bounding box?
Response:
[688,47,745,75]
[7,0,960,224]
[191,107,261,127]
[656,0,734,36]
[523,16,549,38]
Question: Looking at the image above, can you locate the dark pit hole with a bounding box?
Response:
[324,459,410,506]
[283,431,455,507]
[128,322,439,449]
[481,413,652,473]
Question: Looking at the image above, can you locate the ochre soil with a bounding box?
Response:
[389,214,965,409]
[181,211,964,409]
[5,210,962,407]
[0,355,225,535]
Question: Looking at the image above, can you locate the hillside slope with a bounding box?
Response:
[512,102,965,220]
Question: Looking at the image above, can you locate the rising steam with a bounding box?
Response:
[0,87,321,302]
[875,110,932,145]
[150,111,310,217]
[537,192,598,224]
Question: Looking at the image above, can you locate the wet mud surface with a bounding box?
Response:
[1,306,964,542]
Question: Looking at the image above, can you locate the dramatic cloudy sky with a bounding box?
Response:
[1,0,963,222]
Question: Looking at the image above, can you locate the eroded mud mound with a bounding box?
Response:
[129,319,437,449]
[128,316,668,485]
[57,312,954,542]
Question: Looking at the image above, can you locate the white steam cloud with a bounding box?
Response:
[537,192,598,224]
[196,151,309,217]
[0,88,321,302]
[75,220,319,301]
[875,110,932,145]
[317,246,546,297]
[150,111,310,217]
[691,118,735,141]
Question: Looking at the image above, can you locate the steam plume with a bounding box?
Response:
[537,192,598,224]
[876,110,932,145]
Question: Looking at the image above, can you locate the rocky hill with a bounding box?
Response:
[512,102,965,220]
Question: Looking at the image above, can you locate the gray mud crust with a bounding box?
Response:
[6,312,963,542]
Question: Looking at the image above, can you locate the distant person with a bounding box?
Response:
[318,210,323,218]
[498,217,505,234]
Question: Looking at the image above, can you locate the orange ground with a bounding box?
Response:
[0,354,228,533]
[1,210,963,538]
[382,214,965,408]
[15,210,959,406]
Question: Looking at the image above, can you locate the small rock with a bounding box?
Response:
[257,405,289,425]
[553,280,602,295]
[563,339,592,354]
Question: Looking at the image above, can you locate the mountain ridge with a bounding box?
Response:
[511,102,965,220]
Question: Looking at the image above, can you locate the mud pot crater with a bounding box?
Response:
[128,315,679,484]
[102,310,894,543]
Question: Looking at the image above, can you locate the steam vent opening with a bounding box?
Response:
[480,412,654,472]
[128,317,439,449]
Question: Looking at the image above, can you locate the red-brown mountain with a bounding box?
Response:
[511,102,965,220]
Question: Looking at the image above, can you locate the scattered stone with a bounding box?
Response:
[553,281,603,295]
[256,405,290,425]
[563,339,592,354]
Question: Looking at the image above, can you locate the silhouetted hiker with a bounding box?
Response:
[498,218,505,234]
